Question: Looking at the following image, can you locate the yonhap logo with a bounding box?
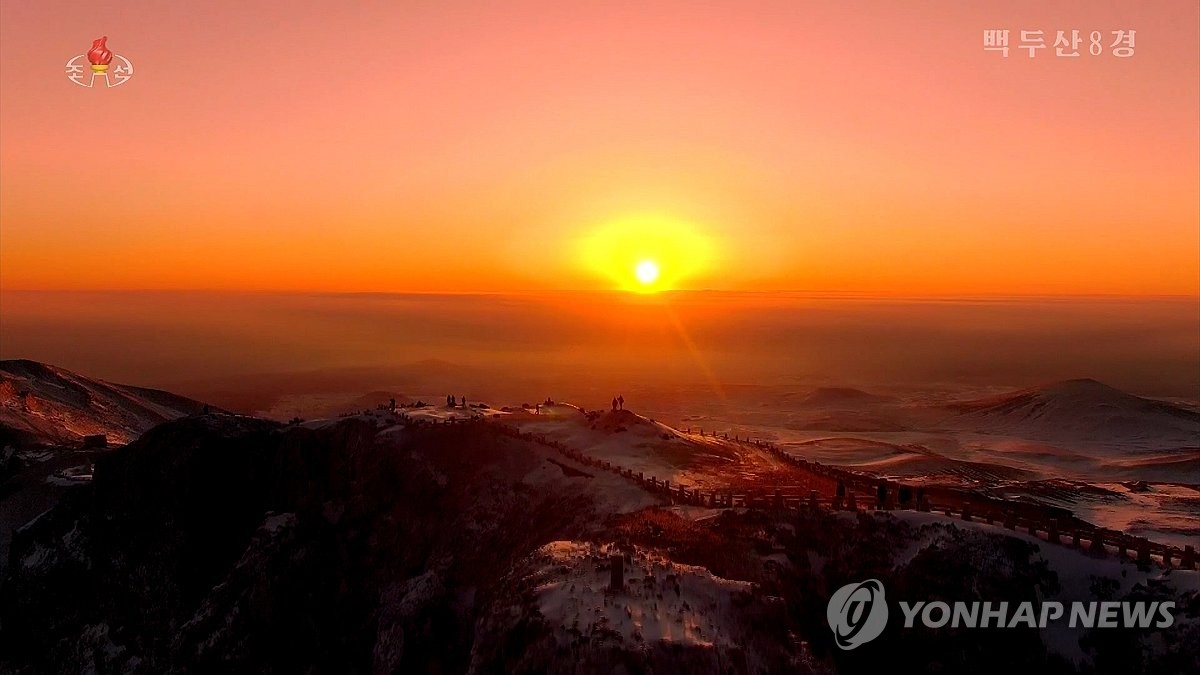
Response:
[825,578,1177,649]
[827,579,889,649]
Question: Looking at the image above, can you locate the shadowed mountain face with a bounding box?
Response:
[0,360,208,447]
[0,414,626,673]
[946,379,1200,445]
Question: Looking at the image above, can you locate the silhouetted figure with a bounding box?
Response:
[450,395,457,407]
[617,394,625,410]
[612,397,618,411]
[916,487,926,511]
[899,485,912,509]
[460,395,466,408]
[202,404,210,415]
[835,480,846,510]
[876,480,887,510]
[389,397,396,411]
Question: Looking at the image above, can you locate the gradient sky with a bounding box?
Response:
[1,1,1197,294]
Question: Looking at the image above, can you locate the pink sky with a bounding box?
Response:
[1,1,1197,294]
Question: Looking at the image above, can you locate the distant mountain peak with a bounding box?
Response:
[948,377,1200,444]
[799,386,887,405]
[1038,378,1119,395]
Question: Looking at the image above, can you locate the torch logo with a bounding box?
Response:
[65,36,134,88]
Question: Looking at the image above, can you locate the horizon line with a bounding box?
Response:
[2,287,1199,300]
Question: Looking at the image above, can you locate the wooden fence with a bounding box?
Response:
[389,411,1196,571]
[685,426,1196,570]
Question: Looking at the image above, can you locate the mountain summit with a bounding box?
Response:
[948,378,1200,444]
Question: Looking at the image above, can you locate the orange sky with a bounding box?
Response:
[1,1,1197,295]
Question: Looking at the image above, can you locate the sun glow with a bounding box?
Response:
[578,214,716,293]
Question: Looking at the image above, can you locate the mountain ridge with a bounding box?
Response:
[0,359,209,447]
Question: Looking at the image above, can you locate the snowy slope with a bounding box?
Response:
[0,360,208,446]
[945,378,1200,446]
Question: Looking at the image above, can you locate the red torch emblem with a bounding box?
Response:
[65,35,133,88]
[87,36,113,74]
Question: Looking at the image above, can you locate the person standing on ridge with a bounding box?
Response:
[617,394,624,410]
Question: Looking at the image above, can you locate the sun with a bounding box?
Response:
[635,259,660,286]
[577,213,716,293]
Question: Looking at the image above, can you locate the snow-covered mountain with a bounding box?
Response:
[0,359,208,447]
[946,378,1200,445]
[4,412,1195,674]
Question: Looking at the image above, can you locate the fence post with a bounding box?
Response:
[610,554,624,591]
[1047,519,1060,545]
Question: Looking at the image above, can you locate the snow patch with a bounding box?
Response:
[531,540,750,649]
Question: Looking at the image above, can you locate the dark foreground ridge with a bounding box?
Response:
[2,413,1197,674]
